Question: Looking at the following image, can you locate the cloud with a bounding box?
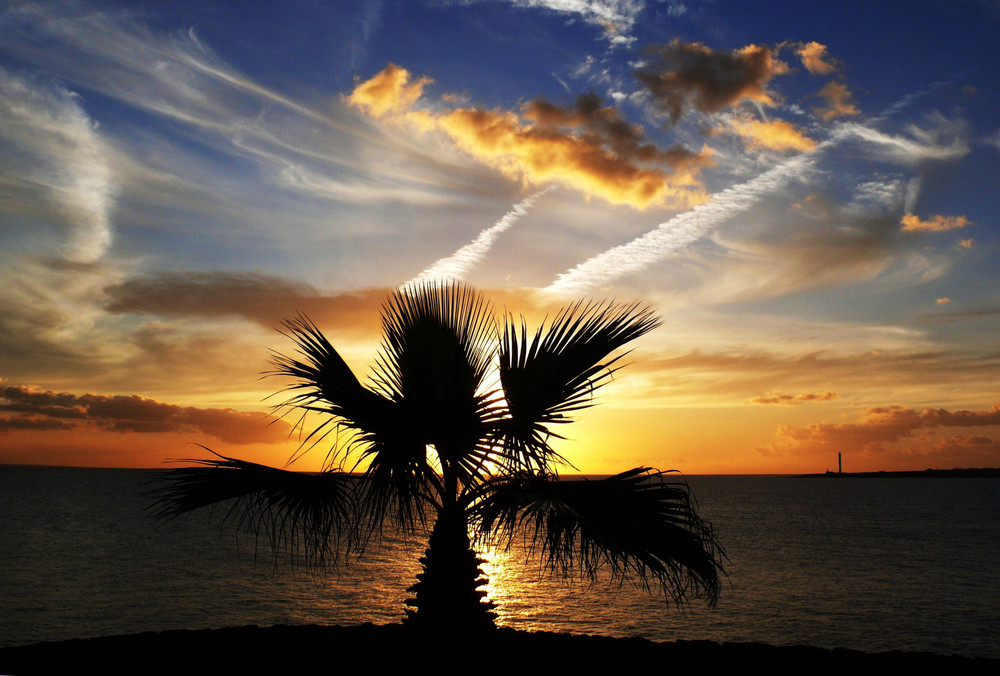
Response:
[630,344,1000,407]
[436,105,710,208]
[795,41,837,74]
[985,128,1000,151]
[901,213,971,232]
[545,150,815,295]
[959,238,973,249]
[0,68,117,262]
[936,297,952,305]
[498,1,648,43]
[348,66,712,208]
[814,81,859,120]
[841,116,970,163]
[546,103,974,298]
[773,404,1000,454]
[634,40,789,123]
[755,402,1000,468]
[0,384,292,444]
[347,62,432,119]
[727,117,817,152]
[1,3,336,129]
[103,272,387,334]
[1,2,478,213]
[747,391,839,405]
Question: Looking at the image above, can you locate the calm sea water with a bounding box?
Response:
[1,466,998,657]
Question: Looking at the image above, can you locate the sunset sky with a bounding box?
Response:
[1,0,998,474]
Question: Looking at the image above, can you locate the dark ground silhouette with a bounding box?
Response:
[2,624,997,675]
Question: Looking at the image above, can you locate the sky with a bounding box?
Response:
[1,0,998,474]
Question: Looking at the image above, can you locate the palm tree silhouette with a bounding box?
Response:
[153,282,723,630]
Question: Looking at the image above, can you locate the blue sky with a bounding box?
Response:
[1,0,998,472]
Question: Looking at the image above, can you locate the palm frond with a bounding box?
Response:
[269,313,394,464]
[470,468,724,605]
[372,282,504,491]
[498,301,660,471]
[149,451,356,569]
[270,313,439,525]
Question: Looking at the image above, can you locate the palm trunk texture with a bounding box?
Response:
[405,508,496,630]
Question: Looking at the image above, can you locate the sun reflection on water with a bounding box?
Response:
[478,542,564,633]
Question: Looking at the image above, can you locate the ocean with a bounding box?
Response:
[1,465,998,658]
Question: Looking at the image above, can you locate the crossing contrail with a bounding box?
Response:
[544,152,816,296]
[405,187,553,287]
[543,104,961,297]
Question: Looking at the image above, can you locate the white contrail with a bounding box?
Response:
[544,152,816,296]
[404,187,553,287]
[543,106,958,297]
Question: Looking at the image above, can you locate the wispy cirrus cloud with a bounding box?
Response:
[0,68,116,262]
[490,1,650,43]
[0,2,334,130]
[1,1,483,212]
[841,116,969,164]
[628,341,1000,411]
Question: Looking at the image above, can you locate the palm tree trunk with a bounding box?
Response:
[404,506,496,630]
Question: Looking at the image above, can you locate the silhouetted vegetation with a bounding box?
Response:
[152,283,723,630]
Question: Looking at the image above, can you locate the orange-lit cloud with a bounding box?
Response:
[348,65,712,208]
[635,40,789,122]
[437,106,710,208]
[959,238,974,249]
[747,391,839,405]
[347,62,431,119]
[936,297,952,305]
[814,81,859,120]
[0,384,292,444]
[727,117,817,151]
[795,41,837,74]
[900,213,971,232]
[769,404,1000,459]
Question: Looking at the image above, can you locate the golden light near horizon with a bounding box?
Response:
[0,0,996,476]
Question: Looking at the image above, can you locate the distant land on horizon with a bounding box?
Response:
[799,468,1000,479]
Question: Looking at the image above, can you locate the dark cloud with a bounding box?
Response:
[522,93,708,168]
[0,384,292,444]
[747,391,839,405]
[104,272,387,333]
[635,40,788,123]
[922,406,1000,427]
